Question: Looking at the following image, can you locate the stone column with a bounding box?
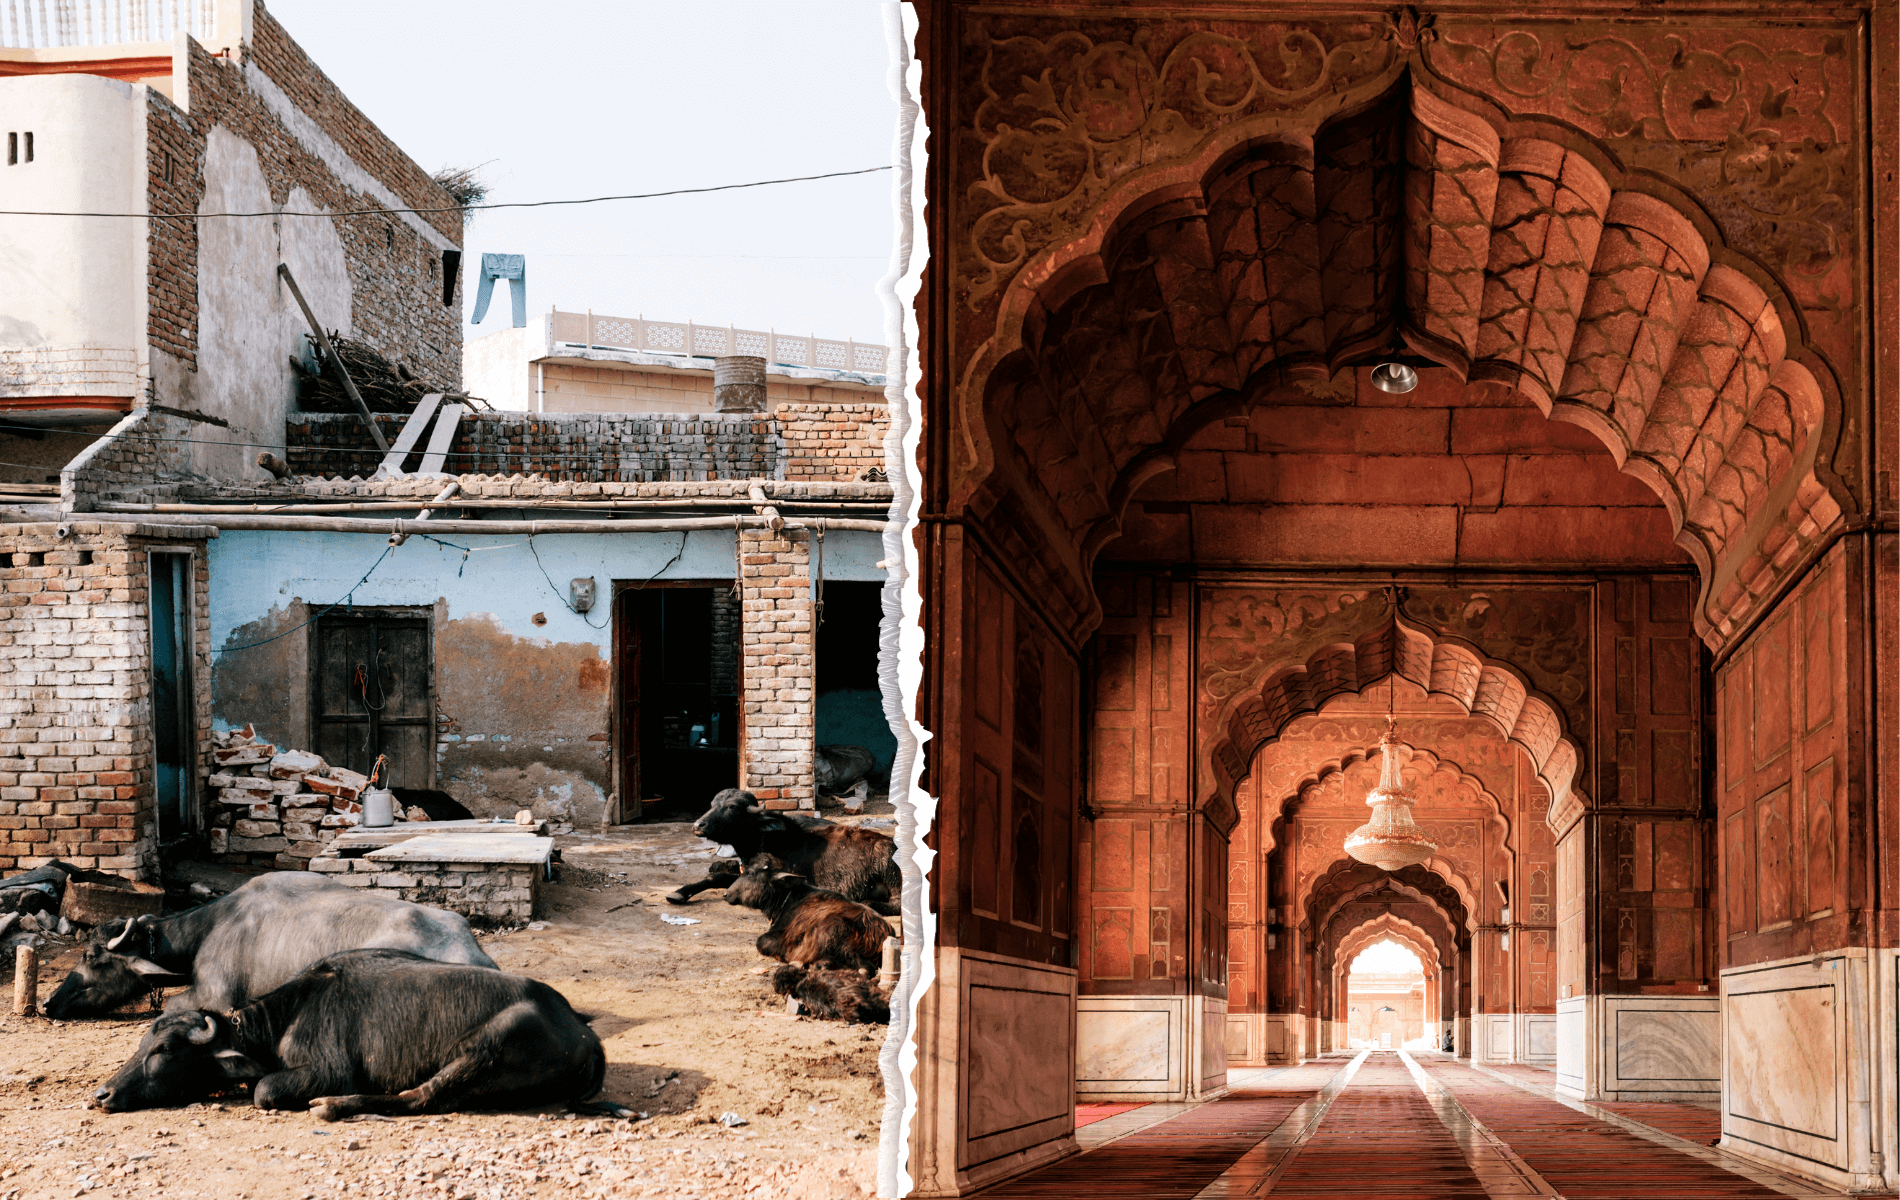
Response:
[737,527,813,809]
[712,355,767,413]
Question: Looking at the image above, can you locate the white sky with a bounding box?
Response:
[1349,940,1424,976]
[266,0,898,350]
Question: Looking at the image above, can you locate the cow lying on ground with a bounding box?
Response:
[92,949,631,1119]
[815,744,882,811]
[685,789,900,915]
[44,872,495,1019]
[771,964,889,1025]
[725,866,888,973]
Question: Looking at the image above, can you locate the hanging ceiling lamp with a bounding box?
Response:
[1343,684,1438,872]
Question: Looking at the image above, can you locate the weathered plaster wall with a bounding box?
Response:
[195,124,351,478]
[0,75,143,401]
[207,529,885,826]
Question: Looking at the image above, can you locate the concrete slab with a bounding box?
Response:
[335,819,548,847]
[365,833,555,866]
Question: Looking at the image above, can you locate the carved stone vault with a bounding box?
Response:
[952,28,1861,652]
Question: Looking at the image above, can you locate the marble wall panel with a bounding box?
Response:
[1076,996,1186,1100]
[1722,953,1861,1181]
[1601,995,1718,1099]
[1197,995,1228,1096]
[1523,1014,1557,1063]
[1556,995,1590,1096]
[957,952,1078,1173]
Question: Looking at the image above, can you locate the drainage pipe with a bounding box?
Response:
[93,497,887,516]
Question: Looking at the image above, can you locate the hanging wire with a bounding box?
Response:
[0,165,893,220]
[212,544,393,654]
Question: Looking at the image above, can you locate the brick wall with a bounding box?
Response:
[739,528,815,808]
[147,10,463,387]
[710,587,741,697]
[775,404,890,482]
[62,410,199,511]
[283,411,783,481]
[308,849,538,921]
[0,347,140,398]
[0,522,214,881]
[281,406,885,483]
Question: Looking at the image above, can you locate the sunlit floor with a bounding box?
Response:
[989,1052,1849,1199]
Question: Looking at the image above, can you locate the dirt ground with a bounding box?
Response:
[0,813,900,1200]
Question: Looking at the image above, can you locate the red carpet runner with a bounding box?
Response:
[975,1084,1321,1198]
[1412,1055,1782,1198]
[1270,1054,1490,1198]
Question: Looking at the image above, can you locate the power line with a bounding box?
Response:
[0,166,892,221]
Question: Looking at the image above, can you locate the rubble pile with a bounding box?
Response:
[206,726,417,870]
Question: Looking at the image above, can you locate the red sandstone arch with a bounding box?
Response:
[1312,868,1472,941]
[1214,613,1583,826]
[1335,916,1445,975]
[961,68,1843,648]
[1269,743,1515,861]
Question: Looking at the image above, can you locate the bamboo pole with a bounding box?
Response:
[110,513,886,535]
[277,264,390,454]
[94,497,889,515]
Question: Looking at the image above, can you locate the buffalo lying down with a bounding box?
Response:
[726,867,889,974]
[45,873,495,1019]
[93,949,629,1119]
[685,788,900,915]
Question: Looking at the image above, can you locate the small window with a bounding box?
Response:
[23,132,31,162]
[385,223,395,251]
[162,150,174,184]
[6,133,14,166]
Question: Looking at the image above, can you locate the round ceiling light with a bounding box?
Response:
[1371,362,1419,394]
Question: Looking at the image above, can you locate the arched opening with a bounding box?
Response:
[912,12,1888,1196]
[1343,935,1432,1050]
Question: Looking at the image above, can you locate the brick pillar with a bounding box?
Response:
[738,527,814,810]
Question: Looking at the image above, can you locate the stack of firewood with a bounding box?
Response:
[294,336,471,414]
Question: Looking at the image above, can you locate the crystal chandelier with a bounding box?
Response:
[1343,716,1438,873]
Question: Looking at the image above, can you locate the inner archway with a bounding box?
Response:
[1347,940,1428,1050]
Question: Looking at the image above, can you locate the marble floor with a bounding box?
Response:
[976,1053,1855,1199]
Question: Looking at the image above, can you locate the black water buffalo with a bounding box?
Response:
[726,868,889,973]
[44,872,495,1020]
[814,744,881,807]
[92,949,630,1119]
[686,788,900,915]
[771,964,889,1025]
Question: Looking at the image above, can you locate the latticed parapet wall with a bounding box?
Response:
[738,527,814,809]
[0,522,213,880]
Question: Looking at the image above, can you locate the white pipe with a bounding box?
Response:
[108,512,885,535]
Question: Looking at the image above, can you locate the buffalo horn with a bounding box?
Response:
[104,921,135,951]
[187,1015,219,1045]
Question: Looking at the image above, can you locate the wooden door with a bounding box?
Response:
[614,589,642,823]
[313,613,432,786]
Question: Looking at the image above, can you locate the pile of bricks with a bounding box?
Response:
[204,726,376,869]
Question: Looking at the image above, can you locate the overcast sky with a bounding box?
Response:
[267,0,898,352]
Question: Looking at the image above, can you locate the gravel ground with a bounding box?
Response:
[0,817,896,1200]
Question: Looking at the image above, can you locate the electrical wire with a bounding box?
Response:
[0,166,893,220]
[212,544,393,655]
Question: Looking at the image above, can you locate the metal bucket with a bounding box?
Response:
[361,787,395,827]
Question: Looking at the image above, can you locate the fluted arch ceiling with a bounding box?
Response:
[1213,611,1580,822]
[1306,858,1473,940]
[972,70,1843,647]
[1278,744,1513,858]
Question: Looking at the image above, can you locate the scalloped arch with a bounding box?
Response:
[960,67,1844,648]
[1275,742,1515,861]
[1306,857,1475,939]
[1335,915,1446,974]
[1214,611,1582,824]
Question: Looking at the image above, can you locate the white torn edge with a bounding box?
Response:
[240,61,457,252]
[876,5,932,1197]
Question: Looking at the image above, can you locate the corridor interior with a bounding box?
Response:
[982,1052,1842,1200]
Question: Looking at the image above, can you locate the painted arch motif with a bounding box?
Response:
[961,61,1846,650]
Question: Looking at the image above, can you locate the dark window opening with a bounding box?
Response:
[162,150,173,183]
[7,134,15,166]
[385,223,395,251]
[311,610,433,787]
[815,580,895,790]
[616,585,739,821]
[23,132,31,162]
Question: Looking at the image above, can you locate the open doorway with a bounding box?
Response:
[615,584,740,821]
[814,581,895,799]
[1346,940,1428,1050]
